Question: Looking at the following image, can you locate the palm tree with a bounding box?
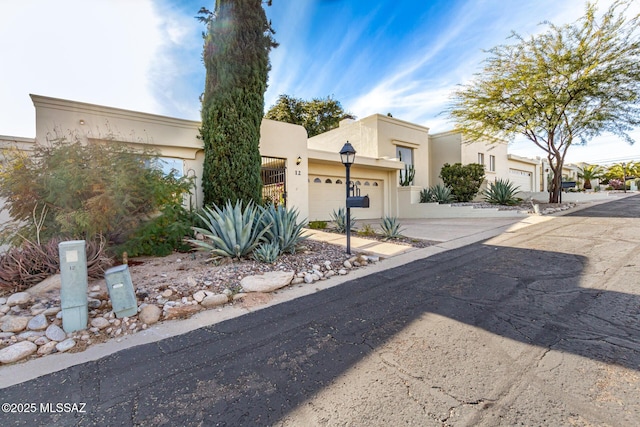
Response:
[577,164,603,190]
[605,161,640,192]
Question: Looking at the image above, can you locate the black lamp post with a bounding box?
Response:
[622,162,627,193]
[339,141,356,254]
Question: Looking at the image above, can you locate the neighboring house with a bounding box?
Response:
[507,154,543,192]
[429,130,509,194]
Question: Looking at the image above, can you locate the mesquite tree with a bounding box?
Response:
[448,1,640,203]
[199,0,277,207]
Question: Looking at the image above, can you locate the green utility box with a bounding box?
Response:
[59,240,88,333]
[104,264,138,318]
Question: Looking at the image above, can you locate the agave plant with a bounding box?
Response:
[259,204,308,254]
[253,240,280,263]
[483,179,522,206]
[189,200,268,259]
[330,207,357,233]
[380,216,405,240]
[419,184,454,203]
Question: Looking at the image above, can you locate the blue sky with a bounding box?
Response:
[1,0,638,164]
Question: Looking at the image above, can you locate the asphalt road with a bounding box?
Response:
[2,195,640,426]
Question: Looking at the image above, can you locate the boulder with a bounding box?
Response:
[240,271,294,293]
[27,314,48,331]
[0,341,37,364]
[6,292,31,307]
[1,316,30,333]
[45,324,67,342]
[163,305,201,320]
[200,294,228,309]
[139,305,162,325]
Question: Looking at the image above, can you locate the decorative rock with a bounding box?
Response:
[201,294,228,308]
[325,270,336,278]
[28,314,48,331]
[312,264,321,271]
[0,306,10,314]
[90,317,110,330]
[311,273,321,281]
[139,305,162,325]
[1,316,30,333]
[222,289,232,296]
[45,324,67,342]
[240,271,295,293]
[0,332,15,339]
[18,331,44,341]
[343,260,352,269]
[291,277,304,285]
[367,255,380,263]
[338,269,347,275]
[6,292,31,307]
[296,272,305,278]
[162,289,173,298]
[88,298,102,309]
[37,341,58,355]
[0,341,37,363]
[193,290,207,303]
[34,336,50,346]
[164,305,202,320]
[55,339,76,353]
[324,261,332,269]
[233,293,247,301]
[91,285,101,292]
[304,274,314,284]
[43,307,61,316]
[187,276,198,287]
[56,311,63,320]
[203,280,213,286]
[0,297,6,305]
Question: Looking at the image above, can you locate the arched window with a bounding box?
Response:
[364,181,370,186]
[314,178,321,183]
[325,179,332,183]
[336,179,343,184]
[355,180,361,185]
[373,182,379,187]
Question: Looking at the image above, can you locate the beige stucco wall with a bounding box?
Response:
[308,114,430,188]
[29,95,309,218]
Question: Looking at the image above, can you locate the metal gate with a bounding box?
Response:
[261,156,286,207]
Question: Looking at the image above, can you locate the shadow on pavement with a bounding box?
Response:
[2,234,639,425]
[565,193,640,218]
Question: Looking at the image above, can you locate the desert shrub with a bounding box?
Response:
[440,163,485,202]
[189,200,268,259]
[308,220,327,229]
[609,179,624,190]
[116,204,197,257]
[420,184,454,203]
[259,204,308,255]
[357,224,377,237]
[330,207,357,233]
[380,216,405,240]
[0,136,193,253]
[483,179,522,205]
[0,238,112,293]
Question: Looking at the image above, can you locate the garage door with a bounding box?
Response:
[308,175,384,221]
[509,169,533,192]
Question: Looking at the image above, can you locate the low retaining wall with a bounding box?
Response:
[397,187,528,219]
[517,191,619,202]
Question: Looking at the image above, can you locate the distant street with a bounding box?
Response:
[2,195,640,426]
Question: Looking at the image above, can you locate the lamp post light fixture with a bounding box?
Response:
[622,162,627,193]
[339,141,356,254]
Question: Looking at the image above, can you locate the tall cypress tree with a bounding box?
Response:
[199,0,276,207]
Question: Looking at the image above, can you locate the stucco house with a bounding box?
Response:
[2,94,550,227]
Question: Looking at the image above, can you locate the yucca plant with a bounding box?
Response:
[189,200,268,259]
[380,216,405,240]
[253,241,280,264]
[330,207,357,233]
[259,205,308,254]
[483,179,522,206]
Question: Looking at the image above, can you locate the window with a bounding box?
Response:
[397,146,414,183]
[325,179,332,183]
[336,179,343,184]
[489,155,496,172]
[313,178,321,183]
[478,153,485,165]
[147,157,184,177]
